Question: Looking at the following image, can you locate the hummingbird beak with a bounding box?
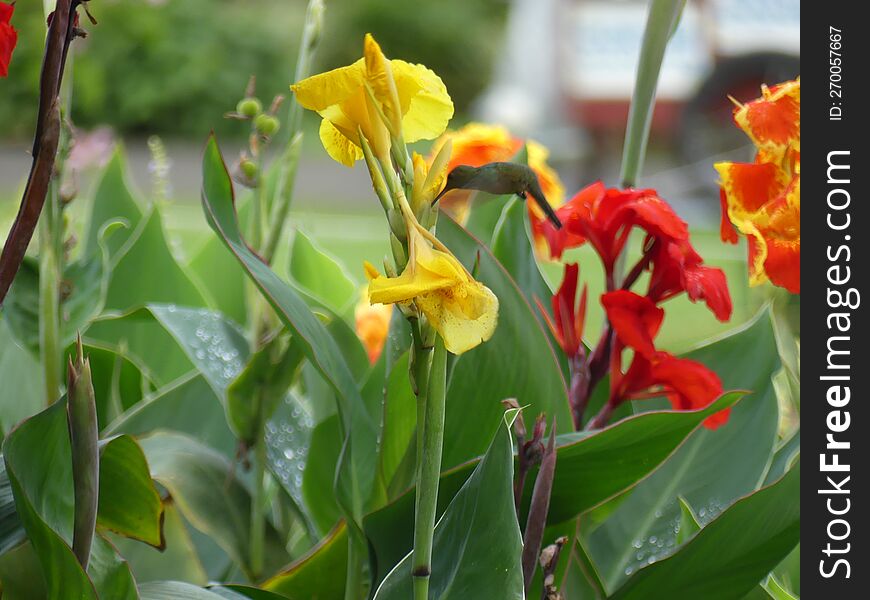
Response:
[527,187,562,229]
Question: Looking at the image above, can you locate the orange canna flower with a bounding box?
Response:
[355,290,393,364]
[430,123,564,247]
[715,79,800,294]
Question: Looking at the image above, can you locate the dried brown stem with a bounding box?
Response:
[0,1,81,305]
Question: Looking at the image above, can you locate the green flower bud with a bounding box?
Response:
[240,158,259,181]
[236,97,263,118]
[255,114,280,137]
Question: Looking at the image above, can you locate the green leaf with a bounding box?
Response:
[0,542,47,599]
[105,207,208,312]
[2,233,112,356]
[762,574,799,600]
[373,412,523,599]
[2,400,154,599]
[201,136,377,526]
[289,230,358,319]
[227,332,304,444]
[111,501,209,586]
[106,373,237,457]
[0,461,25,556]
[364,392,742,586]
[98,435,165,548]
[87,534,139,600]
[85,147,144,258]
[587,310,781,588]
[262,521,348,599]
[139,581,289,600]
[147,304,249,397]
[763,429,800,487]
[436,214,570,467]
[490,198,552,304]
[138,431,289,580]
[676,497,701,545]
[0,320,42,437]
[64,342,153,431]
[608,460,800,600]
[378,352,417,499]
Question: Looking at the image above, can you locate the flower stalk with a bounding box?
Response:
[412,335,447,600]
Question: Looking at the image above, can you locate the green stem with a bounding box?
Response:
[345,539,363,600]
[615,0,684,286]
[39,183,62,405]
[412,336,447,600]
[619,0,684,188]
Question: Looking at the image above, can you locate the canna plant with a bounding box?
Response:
[0,1,799,599]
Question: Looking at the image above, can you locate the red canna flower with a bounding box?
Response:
[1,1,17,78]
[646,238,732,322]
[537,263,587,359]
[543,182,688,272]
[602,291,728,429]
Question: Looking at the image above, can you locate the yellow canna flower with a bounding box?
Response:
[291,33,454,167]
[364,227,498,355]
[411,142,451,213]
[355,288,393,364]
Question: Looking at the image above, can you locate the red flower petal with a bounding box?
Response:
[0,2,17,78]
[602,291,664,358]
[649,353,728,429]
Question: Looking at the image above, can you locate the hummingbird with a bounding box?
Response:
[433,162,562,229]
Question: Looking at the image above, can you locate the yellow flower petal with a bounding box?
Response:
[319,119,364,167]
[291,59,366,112]
[392,60,454,142]
[364,229,498,354]
[417,281,498,355]
[364,34,402,136]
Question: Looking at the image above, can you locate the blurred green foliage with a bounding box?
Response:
[317,0,507,112]
[0,0,506,139]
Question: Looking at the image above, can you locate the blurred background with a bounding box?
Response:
[0,0,799,344]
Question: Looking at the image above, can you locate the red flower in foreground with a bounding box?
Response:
[1,1,17,78]
[544,183,688,271]
[537,263,587,359]
[646,239,732,322]
[602,291,728,429]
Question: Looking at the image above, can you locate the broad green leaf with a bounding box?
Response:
[763,429,800,487]
[111,501,208,586]
[85,147,144,258]
[98,435,164,548]
[2,401,93,599]
[87,534,139,600]
[64,342,152,432]
[373,411,523,599]
[762,574,799,600]
[289,230,357,319]
[106,373,237,457]
[188,205,249,327]
[0,321,41,437]
[105,207,208,312]
[588,310,781,588]
[378,352,417,498]
[490,198,552,305]
[147,304,249,397]
[0,461,25,555]
[676,497,701,545]
[201,136,376,527]
[609,461,800,599]
[436,215,570,467]
[2,233,112,356]
[0,542,47,599]
[262,521,348,599]
[227,332,304,444]
[364,392,742,586]
[463,191,515,243]
[139,581,232,600]
[138,431,289,580]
